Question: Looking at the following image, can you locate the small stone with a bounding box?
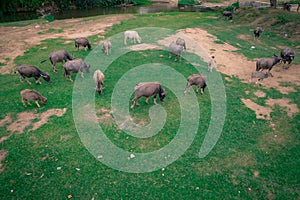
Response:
[162,168,165,171]
[274,135,277,137]
[10,190,13,193]
[75,168,80,171]
[97,155,103,159]
[195,187,200,190]
[248,188,251,191]
[57,167,62,170]
[162,173,164,176]
[129,153,135,159]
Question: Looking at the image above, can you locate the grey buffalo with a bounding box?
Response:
[249,71,271,85]
[102,40,112,55]
[75,37,91,51]
[20,89,47,108]
[93,70,105,95]
[63,59,90,82]
[48,50,74,73]
[16,64,51,84]
[223,11,233,20]
[169,42,184,61]
[131,82,166,110]
[184,74,207,95]
[280,47,295,65]
[256,55,281,76]
[254,27,263,40]
[176,37,186,51]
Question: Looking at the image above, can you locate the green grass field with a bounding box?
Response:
[0,9,299,199]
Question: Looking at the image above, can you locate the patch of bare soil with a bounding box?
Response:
[0,115,12,126]
[128,43,159,51]
[265,98,299,118]
[97,108,113,124]
[0,14,133,74]
[7,112,37,134]
[177,28,300,95]
[0,135,11,143]
[254,90,266,98]
[4,108,67,134]
[31,108,67,131]
[0,150,8,173]
[241,98,272,120]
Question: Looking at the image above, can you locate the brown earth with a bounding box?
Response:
[0,13,299,138]
[0,15,133,74]
[0,108,67,143]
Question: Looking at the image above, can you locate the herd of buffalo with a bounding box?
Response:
[15,28,295,108]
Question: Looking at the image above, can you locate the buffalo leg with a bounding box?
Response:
[184,83,191,94]
[52,64,57,73]
[131,97,139,110]
[153,95,158,105]
[34,101,41,108]
[22,98,27,107]
[145,98,149,104]
[19,75,24,83]
[25,78,32,85]
[35,77,42,84]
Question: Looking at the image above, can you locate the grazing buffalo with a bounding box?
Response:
[184,74,207,95]
[75,37,91,51]
[249,71,271,85]
[280,47,295,65]
[93,70,105,95]
[256,55,281,76]
[16,64,51,84]
[48,50,74,73]
[20,89,47,108]
[131,82,166,110]
[63,59,90,82]
[169,42,184,61]
[102,40,112,55]
[124,30,142,45]
[176,37,186,51]
[254,27,263,40]
[223,11,233,20]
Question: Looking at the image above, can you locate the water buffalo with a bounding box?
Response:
[124,30,142,45]
[176,37,186,51]
[280,47,295,65]
[93,70,105,95]
[20,89,47,108]
[75,37,91,51]
[256,55,281,76]
[249,71,271,85]
[184,74,207,95]
[63,59,90,82]
[102,40,112,55]
[223,11,233,20]
[16,64,51,84]
[254,27,263,40]
[169,42,184,61]
[131,82,166,110]
[48,50,74,73]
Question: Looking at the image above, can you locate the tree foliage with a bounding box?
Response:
[1,0,138,13]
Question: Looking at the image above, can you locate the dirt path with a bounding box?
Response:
[0,14,133,74]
